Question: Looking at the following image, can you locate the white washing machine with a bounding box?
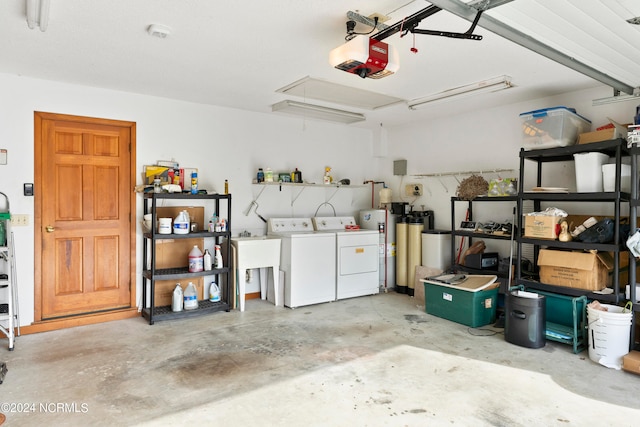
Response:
[267,218,336,308]
[312,216,379,300]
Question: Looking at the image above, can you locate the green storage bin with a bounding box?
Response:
[424,277,499,327]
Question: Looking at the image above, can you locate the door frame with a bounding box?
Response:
[31,111,138,331]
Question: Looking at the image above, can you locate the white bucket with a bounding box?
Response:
[158,218,172,234]
[587,303,632,369]
[602,164,631,193]
[574,152,609,192]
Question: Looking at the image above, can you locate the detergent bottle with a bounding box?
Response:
[173,210,189,234]
[188,245,204,272]
[171,284,183,312]
[183,282,199,310]
[209,282,221,302]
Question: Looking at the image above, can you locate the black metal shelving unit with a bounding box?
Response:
[450,195,518,287]
[515,139,630,305]
[628,143,640,348]
[142,192,232,324]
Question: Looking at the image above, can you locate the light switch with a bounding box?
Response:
[24,183,34,196]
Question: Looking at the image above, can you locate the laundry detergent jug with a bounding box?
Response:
[209,282,221,302]
[183,282,198,310]
[171,284,183,312]
[188,245,204,272]
[173,210,189,234]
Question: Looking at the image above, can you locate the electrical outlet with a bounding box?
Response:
[405,184,423,197]
[10,214,29,226]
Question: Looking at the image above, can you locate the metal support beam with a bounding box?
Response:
[372,5,442,41]
[427,0,635,95]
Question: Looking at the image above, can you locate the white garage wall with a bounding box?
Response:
[382,85,637,260]
[384,85,638,229]
[1,72,637,326]
[0,73,376,325]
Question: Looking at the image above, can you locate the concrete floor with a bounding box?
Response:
[1,291,640,426]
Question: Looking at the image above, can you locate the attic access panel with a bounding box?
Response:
[276,76,404,110]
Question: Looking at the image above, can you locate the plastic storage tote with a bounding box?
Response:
[520,106,591,150]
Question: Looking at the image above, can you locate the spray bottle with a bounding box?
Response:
[214,245,223,269]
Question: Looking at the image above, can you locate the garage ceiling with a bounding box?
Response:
[0,1,639,128]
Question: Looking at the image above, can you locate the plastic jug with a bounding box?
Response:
[171,284,183,312]
[209,282,221,302]
[188,245,204,272]
[203,249,213,271]
[183,282,198,310]
[173,210,189,234]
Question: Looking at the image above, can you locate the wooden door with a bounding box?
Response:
[34,112,136,320]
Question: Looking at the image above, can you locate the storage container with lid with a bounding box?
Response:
[520,106,591,150]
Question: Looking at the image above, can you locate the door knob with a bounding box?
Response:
[45,225,55,233]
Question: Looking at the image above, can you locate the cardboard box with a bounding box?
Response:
[578,122,632,145]
[422,275,499,327]
[578,128,619,145]
[622,351,640,375]
[524,215,562,239]
[537,249,613,291]
[414,265,444,307]
[152,238,205,269]
[144,165,173,185]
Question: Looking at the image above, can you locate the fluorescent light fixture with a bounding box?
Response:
[592,88,640,106]
[407,75,513,110]
[271,100,365,124]
[277,76,404,110]
[26,0,50,32]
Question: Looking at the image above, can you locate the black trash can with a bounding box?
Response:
[505,290,546,349]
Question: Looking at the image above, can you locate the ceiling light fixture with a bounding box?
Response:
[407,75,513,110]
[276,76,404,110]
[26,0,50,32]
[271,100,365,124]
[592,88,640,106]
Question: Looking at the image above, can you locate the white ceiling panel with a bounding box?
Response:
[276,76,405,110]
[1,1,637,127]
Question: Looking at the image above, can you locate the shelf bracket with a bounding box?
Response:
[326,187,340,203]
[291,186,307,206]
[438,177,449,193]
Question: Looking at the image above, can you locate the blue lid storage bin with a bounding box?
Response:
[520,106,591,150]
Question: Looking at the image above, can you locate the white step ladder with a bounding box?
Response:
[0,192,19,351]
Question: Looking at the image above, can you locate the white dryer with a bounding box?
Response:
[312,216,379,300]
[267,218,336,308]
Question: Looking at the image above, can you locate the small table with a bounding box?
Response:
[230,236,281,312]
